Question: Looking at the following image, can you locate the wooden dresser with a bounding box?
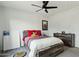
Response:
[53,33,75,47]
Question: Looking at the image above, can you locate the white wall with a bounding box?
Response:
[1,5,79,49]
[0,6,9,50]
[0,6,4,50]
[49,7,79,48]
[1,7,48,50]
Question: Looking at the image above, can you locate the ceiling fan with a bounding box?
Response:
[32,1,57,13]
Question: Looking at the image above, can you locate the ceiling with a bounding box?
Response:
[0,1,79,17]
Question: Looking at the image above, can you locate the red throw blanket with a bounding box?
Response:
[23,36,30,47]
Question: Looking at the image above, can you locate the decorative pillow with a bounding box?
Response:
[42,34,49,37]
[31,32,40,38]
[31,32,37,38]
[23,30,41,41]
[27,30,41,37]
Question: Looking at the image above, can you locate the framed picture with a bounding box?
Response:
[42,20,48,30]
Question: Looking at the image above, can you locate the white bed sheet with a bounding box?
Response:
[28,37,63,57]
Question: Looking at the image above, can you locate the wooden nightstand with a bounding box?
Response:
[53,33,75,47]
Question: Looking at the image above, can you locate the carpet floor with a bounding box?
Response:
[57,46,79,57]
[0,46,27,57]
[0,46,79,57]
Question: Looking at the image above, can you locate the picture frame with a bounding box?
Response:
[42,20,48,30]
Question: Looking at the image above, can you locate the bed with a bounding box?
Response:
[23,30,64,57]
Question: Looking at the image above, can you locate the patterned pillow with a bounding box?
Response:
[31,32,39,38]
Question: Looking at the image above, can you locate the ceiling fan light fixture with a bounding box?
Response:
[32,1,58,13]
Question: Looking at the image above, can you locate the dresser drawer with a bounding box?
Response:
[53,33,75,47]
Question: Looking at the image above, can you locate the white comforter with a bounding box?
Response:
[28,37,63,57]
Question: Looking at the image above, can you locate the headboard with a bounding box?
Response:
[23,30,41,38]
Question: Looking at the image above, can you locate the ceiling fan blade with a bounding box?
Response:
[45,9,48,13]
[32,4,41,8]
[36,9,43,12]
[43,1,49,8]
[45,6,57,9]
[43,1,46,4]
